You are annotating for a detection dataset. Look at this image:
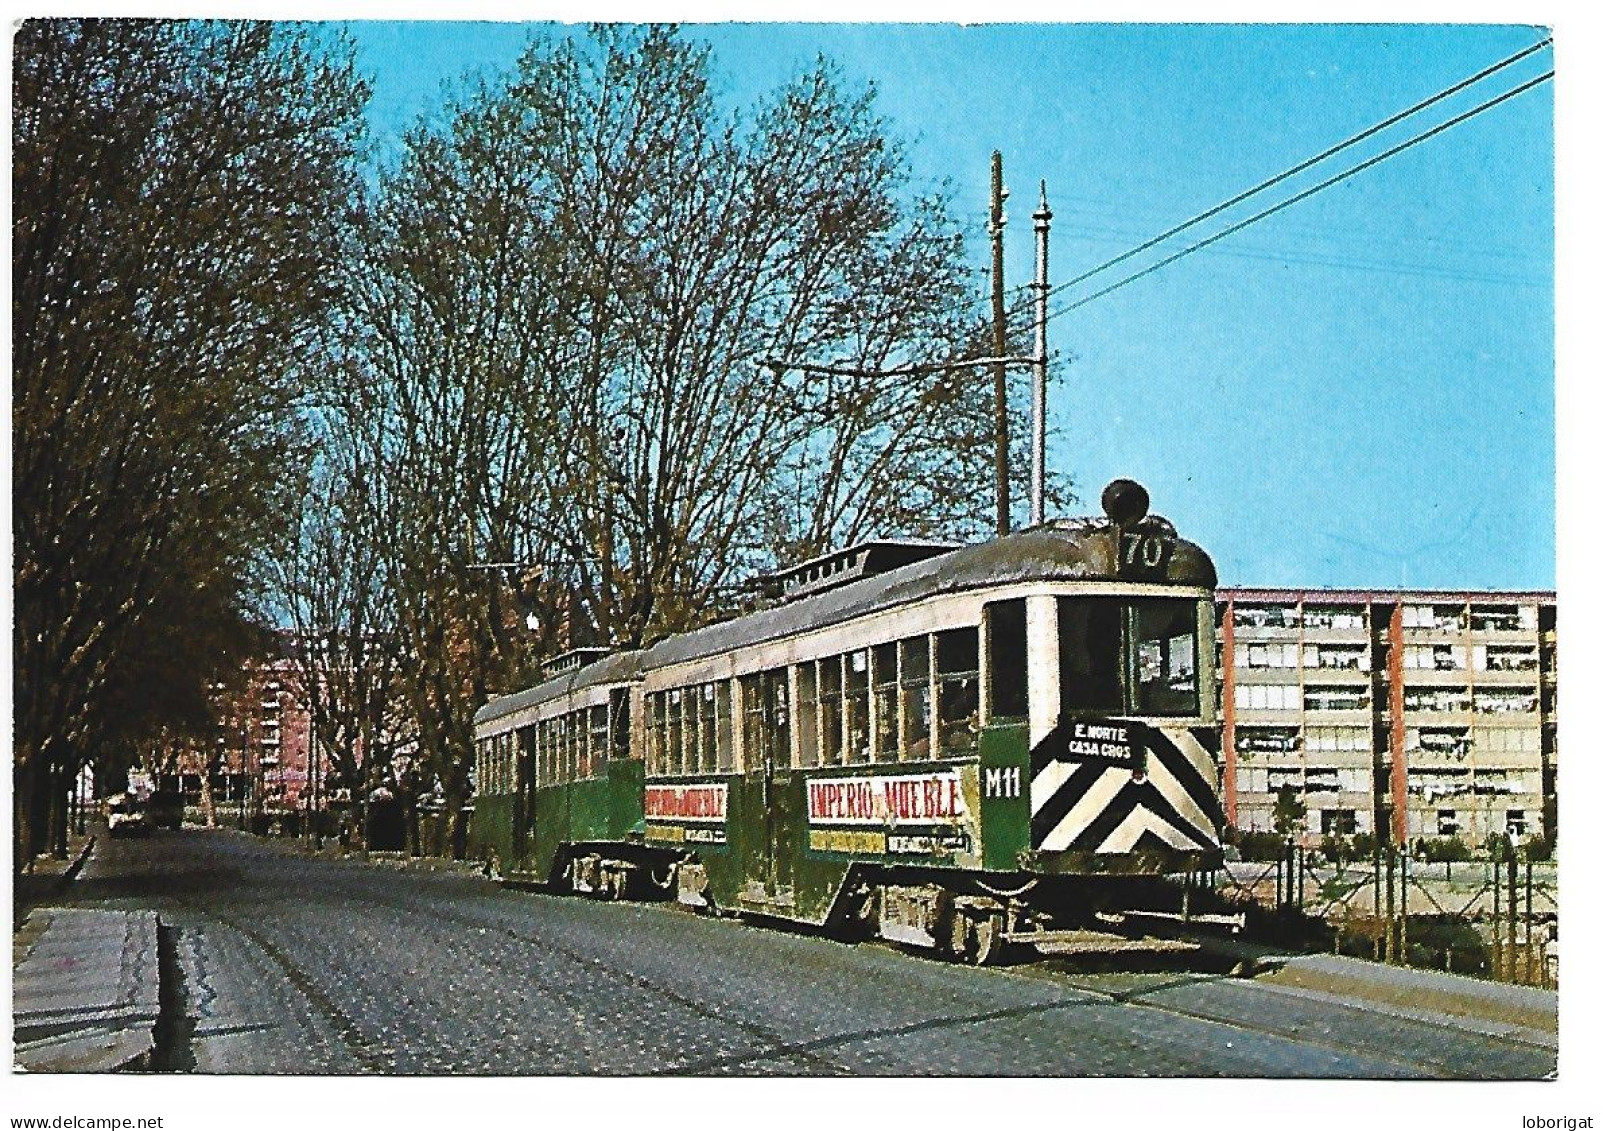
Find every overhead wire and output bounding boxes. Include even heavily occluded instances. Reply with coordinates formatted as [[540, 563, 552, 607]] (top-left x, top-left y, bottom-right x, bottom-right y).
[[1045, 69, 1553, 324], [1040, 36, 1552, 308]]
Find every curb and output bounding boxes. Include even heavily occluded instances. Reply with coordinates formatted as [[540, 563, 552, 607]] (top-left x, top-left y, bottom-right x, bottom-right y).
[[59, 835, 97, 888], [13, 908, 162, 1073]]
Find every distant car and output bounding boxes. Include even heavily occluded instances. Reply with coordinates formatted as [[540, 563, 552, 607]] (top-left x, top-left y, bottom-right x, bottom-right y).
[[106, 794, 151, 838]]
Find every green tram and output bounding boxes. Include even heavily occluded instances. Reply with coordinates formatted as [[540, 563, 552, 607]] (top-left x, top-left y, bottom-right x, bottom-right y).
[[470, 480, 1226, 963]]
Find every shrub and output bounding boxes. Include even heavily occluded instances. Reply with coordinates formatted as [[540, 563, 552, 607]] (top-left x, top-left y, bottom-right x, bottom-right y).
[[1523, 832, 1554, 861], [1420, 836, 1472, 864], [1236, 830, 1291, 862]]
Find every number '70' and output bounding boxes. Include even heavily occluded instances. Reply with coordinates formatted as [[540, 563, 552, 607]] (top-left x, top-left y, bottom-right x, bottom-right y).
[[1121, 532, 1171, 567]]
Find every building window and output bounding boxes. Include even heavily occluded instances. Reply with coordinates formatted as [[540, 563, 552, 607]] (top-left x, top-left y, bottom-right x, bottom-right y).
[[1305, 685, 1368, 713], [1233, 605, 1300, 629], [1474, 688, 1538, 714], [1305, 726, 1368, 753], [1235, 683, 1298, 712], [1235, 726, 1300, 754], [1506, 810, 1527, 837], [1305, 644, 1368, 670], [1469, 606, 1527, 633], [1245, 642, 1300, 669], [1437, 809, 1459, 836], [1481, 645, 1538, 671], [1404, 644, 1468, 671], [1321, 808, 1357, 836], [1404, 686, 1471, 712], [1403, 604, 1467, 632], [1412, 727, 1471, 757], [1303, 606, 1366, 630]]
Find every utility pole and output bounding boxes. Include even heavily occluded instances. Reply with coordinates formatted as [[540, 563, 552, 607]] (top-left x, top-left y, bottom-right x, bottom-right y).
[[989, 152, 1010, 537], [1031, 182, 1053, 526]]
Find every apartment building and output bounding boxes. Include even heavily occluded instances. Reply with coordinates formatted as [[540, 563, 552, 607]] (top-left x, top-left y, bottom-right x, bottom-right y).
[[170, 653, 319, 817], [1219, 589, 1556, 846]]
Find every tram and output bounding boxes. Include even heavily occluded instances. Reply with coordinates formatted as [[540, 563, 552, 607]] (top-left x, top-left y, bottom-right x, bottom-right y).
[[471, 480, 1225, 963]]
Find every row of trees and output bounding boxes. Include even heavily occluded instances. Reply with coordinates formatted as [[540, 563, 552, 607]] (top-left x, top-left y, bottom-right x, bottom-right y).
[[13, 20, 369, 863], [16, 21, 1067, 864]]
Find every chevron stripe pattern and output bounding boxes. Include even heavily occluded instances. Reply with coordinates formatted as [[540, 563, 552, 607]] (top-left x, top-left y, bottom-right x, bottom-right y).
[[1030, 720, 1224, 853]]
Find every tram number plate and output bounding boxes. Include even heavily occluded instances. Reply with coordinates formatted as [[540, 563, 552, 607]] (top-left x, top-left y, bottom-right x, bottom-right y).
[[983, 766, 1023, 799], [1119, 529, 1175, 577]]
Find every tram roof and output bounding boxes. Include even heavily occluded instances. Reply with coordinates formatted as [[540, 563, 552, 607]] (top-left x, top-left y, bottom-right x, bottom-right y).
[[473, 648, 644, 728], [475, 516, 1215, 730], [642, 517, 1215, 671]]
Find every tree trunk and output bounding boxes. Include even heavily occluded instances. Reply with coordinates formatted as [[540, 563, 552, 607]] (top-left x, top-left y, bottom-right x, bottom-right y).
[[15, 754, 37, 873]]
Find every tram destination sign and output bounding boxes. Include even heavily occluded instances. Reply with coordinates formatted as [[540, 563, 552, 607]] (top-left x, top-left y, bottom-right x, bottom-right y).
[[1060, 718, 1150, 775]]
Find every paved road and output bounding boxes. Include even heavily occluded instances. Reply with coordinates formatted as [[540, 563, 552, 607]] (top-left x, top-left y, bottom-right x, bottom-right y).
[[54, 828, 1555, 1077]]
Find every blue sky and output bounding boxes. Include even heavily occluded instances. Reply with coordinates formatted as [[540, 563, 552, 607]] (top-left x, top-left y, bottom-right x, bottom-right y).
[[348, 22, 1554, 591]]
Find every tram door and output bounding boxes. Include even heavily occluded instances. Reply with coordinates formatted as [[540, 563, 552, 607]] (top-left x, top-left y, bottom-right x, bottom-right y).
[[514, 727, 535, 866], [750, 669, 796, 900]]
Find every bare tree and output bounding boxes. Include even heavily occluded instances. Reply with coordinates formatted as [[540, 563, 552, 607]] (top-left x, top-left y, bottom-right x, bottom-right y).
[[329, 25, 1072, 855], [12, 19, 367, 864]]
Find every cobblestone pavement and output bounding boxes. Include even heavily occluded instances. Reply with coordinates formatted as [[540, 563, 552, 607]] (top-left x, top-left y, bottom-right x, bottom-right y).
[[53, 828, 1556, 1077]]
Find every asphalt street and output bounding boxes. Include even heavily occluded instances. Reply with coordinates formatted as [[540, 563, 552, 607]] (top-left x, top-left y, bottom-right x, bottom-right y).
[[50, 827, 1556, 1077]]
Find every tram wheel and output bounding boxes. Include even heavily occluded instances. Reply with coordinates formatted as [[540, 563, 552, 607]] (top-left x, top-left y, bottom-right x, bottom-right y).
[[964, 913, 1006, 967]]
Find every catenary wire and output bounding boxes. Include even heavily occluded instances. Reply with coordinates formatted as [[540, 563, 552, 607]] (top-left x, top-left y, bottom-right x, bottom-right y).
[[1038, 35, 1552, 307], [1045, 70, 1553, 324]]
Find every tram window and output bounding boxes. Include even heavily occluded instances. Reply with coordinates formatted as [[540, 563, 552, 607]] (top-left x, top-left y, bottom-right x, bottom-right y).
[[701, 685, 719, 771], [872, 642, 899, 761], [899, 637, 933, 762], [819, 658, 844, 765], [589, 705, 608, 775], [611, 689, 631, 759], [740, 675, 764, 769], [569, 713, 583, 781], [714, 682, 734, 771], [1059, 598, 1123, 713], [936, 628, 980, 757], [682, 689, 701, 774], [796, 664, 819, 767], [696, 685, 716, 772], [668, 689, 686, 775], [750, 668, 787, 768], [1134, 598, 1200, 716], [986, 600, 1030, 721], [844, 650, 870, 763], [648, 695, 666, 775]]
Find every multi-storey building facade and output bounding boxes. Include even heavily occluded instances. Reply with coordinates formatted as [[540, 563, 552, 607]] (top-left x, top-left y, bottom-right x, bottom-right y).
[[171, 652, 321, 818], [1219, 589, 1556, 846]]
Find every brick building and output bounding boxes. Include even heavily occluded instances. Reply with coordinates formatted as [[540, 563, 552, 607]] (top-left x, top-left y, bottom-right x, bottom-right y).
[[1218, 589, 1556, 846], [170, 651, 322, 820]]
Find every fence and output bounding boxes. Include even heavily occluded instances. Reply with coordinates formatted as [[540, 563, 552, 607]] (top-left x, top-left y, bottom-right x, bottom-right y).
[[1218, 842, 1556, 987]]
